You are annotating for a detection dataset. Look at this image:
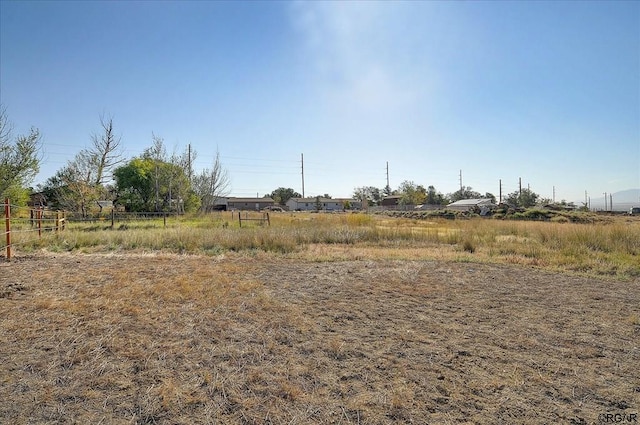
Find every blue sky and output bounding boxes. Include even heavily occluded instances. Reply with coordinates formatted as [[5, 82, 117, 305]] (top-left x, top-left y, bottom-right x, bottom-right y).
[[1, 0, 638, 204]]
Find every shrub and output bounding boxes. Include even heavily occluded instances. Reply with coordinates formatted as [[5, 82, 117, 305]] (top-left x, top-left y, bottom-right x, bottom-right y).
[[462, 239, 476, 253]]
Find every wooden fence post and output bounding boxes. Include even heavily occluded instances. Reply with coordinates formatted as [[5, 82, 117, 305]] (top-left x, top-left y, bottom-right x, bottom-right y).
[[111, 208, 115, 229], [4, 198, 11, 260], [37, 208, 42, 238], [55, 211, 60, 232]]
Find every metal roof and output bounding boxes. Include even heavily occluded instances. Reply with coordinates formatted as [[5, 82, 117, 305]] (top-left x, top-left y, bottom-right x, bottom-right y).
[[448, 199, 494, 207]]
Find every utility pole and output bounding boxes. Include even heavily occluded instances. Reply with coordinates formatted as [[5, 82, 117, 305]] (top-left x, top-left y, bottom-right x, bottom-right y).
[[610, 194, 613, 212], [301, 153, 305, 198], [499, 179, 502, 203], [585, 190, 588, 208], [553, 186, 556, 203], [459, 170, 463, 191], [603, 192, 607, 211], [386, 161, 390, 190], [519, 177, 522, 198]]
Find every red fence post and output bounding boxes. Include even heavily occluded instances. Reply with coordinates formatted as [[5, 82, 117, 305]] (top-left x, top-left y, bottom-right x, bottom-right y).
[[4, 198, 10, 260]]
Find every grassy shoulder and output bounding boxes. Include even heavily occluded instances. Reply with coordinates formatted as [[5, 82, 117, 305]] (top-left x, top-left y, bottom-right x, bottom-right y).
[[8, 211, 640, 281]]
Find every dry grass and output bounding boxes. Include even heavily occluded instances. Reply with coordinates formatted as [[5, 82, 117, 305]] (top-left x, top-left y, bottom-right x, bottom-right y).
[[8, 212, 640, 280], [1, 251, 639, 424], [2, 213, 639, 423]]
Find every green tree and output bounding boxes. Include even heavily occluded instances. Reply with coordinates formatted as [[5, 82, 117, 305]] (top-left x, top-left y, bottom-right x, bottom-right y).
[[449, 186, 482, 202], [426, 185, 447, 205], [484, 192, 497, 204], [269, 187, 301, 206], [0, 106, 41, 203], [397, 180, 426, 206], [113, 158, 156, 211], [353, 186, 382, 206], [114, 156, 198, 213], [40, 116, 123, 216], [505, 188, 539, 208], [42, 150, 104, 216], [135, 135, 199, 213]]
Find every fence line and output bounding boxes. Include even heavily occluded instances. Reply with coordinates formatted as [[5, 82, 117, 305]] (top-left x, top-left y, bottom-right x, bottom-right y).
[[2, 198, 66, 261], [236, 211, 270, 227]]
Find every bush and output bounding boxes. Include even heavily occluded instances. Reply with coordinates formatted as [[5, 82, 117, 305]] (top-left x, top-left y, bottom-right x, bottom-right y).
[[462, 239, 476, 253]]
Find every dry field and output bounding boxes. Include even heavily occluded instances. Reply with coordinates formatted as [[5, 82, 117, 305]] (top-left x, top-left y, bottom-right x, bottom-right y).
[[1, 247, 638, 424]]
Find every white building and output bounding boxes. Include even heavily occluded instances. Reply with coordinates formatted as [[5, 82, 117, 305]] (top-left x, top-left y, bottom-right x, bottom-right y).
[[286, 197, 360, 211]]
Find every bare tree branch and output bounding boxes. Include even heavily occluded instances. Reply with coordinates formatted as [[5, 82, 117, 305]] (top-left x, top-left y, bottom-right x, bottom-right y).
[[90, 115, 123, 186], [193, 148, 230, 212]]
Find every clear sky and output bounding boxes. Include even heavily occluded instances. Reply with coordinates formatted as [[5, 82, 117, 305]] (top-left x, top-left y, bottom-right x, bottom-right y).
[[1, 0, 639, 203]]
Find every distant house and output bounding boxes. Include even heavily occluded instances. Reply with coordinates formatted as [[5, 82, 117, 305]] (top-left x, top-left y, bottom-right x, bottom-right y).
[[335, 198, 363, 210], [286, 197, 357, 211], [380, 195, 402, 208], [217, 197, 275, 211], [28, 192, 47, 208], [447, 198, 495, 212]]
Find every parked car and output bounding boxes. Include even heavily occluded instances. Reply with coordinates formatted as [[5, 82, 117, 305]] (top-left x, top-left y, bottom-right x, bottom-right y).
[[263, 206, 285, 212]]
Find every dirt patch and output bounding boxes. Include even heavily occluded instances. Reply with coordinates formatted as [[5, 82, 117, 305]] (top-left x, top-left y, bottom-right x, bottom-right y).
[[1, 253, 638, 424]]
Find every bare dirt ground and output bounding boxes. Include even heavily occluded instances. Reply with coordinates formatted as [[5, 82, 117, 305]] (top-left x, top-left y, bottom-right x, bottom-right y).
[[1, 252, 638, 424]]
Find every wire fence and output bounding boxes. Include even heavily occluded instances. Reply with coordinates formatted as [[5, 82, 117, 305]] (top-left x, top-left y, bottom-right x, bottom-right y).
[[1, 201, 274, 260], [65, 210, 173, 228], [2, 198, 66, 261]]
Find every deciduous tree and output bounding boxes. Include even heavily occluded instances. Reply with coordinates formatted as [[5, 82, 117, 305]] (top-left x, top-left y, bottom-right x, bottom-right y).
[[91, 115, 123, 186], [192, 148, 230, 212], [40, 115, 123, 215], [449, 186, 482, 202], [269, 187, 301, 206], [426, 185, 447, 205], [0, 106, 41, 203], [353, 186, 382, 206], [397, 180, 426, 206], [505, 188, 539, 208]]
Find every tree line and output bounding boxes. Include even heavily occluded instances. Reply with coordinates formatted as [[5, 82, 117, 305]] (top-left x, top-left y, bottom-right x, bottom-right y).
[[1, 109, 231, 215], [352, 181, 544, 208], [2, 107, 557, 215]]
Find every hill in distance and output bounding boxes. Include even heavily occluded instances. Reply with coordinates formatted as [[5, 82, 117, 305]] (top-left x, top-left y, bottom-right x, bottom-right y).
[[585, 188, 640, 211]]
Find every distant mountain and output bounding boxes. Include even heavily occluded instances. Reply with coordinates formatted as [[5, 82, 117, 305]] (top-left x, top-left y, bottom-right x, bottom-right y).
[[586, 189, 640, 212]]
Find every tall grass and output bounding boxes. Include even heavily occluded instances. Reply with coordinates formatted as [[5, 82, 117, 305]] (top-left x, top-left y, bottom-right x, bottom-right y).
[[10, 212, 640, 280]]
